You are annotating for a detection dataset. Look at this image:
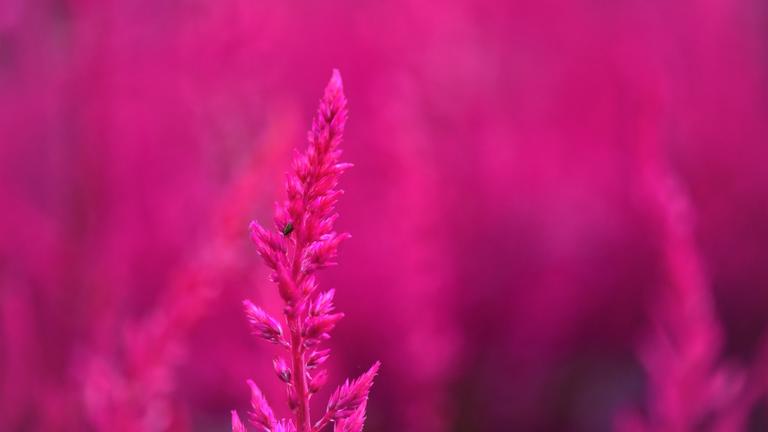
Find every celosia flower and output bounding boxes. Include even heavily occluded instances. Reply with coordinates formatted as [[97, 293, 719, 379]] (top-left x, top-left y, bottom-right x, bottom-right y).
[[231, 70, 379, 432]]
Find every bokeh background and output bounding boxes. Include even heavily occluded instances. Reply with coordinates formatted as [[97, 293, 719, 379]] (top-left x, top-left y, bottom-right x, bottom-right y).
[[1, 0, 768, 431]]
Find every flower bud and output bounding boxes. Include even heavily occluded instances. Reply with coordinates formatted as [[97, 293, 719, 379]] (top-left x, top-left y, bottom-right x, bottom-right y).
[[273, 357, 291, 383], [307, 349, 331, 369], [309, 369, 329, 394], [303, 313, 344, 340], [276, 262, 298, 304], [243, 300, 285, 346], [287, 386, 298, 411]]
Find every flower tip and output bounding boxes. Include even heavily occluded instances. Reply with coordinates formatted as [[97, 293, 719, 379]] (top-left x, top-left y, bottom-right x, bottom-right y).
[[231, 410, 246, 432], [249, 221, 265, 239], [246, 378, 258, 390], [329, 68, 343, 91]]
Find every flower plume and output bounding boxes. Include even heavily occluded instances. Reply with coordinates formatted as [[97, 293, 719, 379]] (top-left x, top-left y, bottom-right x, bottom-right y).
[[231, 70, 379, 432]]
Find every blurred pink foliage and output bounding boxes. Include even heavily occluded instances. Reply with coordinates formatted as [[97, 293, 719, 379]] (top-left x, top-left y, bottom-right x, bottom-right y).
[[614, 119, 764, 432], [2, 0, 768, 431]]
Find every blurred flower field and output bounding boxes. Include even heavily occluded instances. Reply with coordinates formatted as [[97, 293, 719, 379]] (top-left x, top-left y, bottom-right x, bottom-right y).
[[1, 1, 768, 431]]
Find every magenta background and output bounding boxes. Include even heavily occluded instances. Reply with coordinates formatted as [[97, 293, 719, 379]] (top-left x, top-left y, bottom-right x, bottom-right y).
[[2, 0, 768, 431]]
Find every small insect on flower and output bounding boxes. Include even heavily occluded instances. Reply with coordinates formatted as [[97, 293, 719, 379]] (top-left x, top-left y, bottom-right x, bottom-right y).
[[282, 222, 294, 236]]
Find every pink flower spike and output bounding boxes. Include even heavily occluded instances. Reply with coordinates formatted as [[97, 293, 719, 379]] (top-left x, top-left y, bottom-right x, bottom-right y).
[[247, 379, 277, 431], [230, 70, 379, 432], [232, 410, 247, 432]]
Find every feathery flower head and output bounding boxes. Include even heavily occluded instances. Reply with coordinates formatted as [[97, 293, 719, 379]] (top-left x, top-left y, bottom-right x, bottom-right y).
[[232, 70, 378, 432]]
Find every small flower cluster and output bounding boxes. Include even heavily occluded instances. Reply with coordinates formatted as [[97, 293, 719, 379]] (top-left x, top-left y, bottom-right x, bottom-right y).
[[231, 70, 379, 432]]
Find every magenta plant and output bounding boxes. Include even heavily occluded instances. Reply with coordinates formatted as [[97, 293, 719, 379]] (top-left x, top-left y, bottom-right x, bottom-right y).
[[81, 125, 294, 432], [231, 70, 379, 432], [616, 149, 749, 432]]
